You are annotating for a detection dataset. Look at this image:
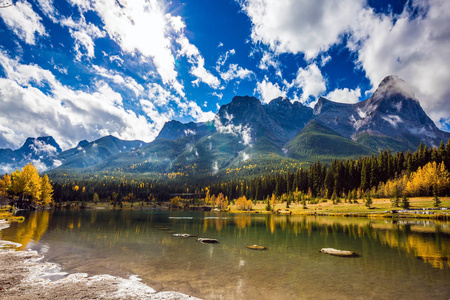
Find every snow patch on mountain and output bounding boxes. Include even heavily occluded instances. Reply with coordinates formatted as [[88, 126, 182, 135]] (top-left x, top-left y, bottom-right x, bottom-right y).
[[382, 115, 403, 128]]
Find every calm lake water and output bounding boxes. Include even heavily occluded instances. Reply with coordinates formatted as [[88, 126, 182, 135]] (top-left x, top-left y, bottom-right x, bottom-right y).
[[1, 209, 450, 299]]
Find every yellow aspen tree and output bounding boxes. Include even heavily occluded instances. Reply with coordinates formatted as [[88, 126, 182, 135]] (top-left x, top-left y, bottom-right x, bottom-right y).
[[39, 175, 53, 206]]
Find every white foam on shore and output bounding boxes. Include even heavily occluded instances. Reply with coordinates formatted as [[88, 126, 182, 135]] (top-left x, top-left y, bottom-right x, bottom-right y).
[[0, 219, 201, 299]]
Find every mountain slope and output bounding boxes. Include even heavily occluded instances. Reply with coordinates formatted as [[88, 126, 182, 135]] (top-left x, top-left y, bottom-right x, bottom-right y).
[[286, 121, 374, 161]]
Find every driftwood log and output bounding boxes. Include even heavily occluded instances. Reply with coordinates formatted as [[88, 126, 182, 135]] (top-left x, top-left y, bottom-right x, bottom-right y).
[[320, 248, 359, 257]]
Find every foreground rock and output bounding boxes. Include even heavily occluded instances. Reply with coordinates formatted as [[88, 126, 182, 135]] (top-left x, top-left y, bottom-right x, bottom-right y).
[[246, 245, 267, 250], [197, 238, 219, 244], [0, 221, 199, 300], [320, 248, 359, 257]]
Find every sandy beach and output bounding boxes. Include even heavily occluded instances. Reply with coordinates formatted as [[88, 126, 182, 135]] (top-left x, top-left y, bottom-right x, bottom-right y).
[[0, 220, 199, 300]]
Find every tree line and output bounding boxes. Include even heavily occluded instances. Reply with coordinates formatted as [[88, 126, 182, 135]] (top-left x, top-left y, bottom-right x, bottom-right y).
[[39, 139, 450, 206]]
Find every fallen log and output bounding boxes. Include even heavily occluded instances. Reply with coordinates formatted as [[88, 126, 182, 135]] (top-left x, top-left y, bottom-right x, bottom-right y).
[[320, 248, 359, 257]]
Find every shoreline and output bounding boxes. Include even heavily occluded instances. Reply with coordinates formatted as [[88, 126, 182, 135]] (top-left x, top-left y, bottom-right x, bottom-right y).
[[0, 220, 199, 300]]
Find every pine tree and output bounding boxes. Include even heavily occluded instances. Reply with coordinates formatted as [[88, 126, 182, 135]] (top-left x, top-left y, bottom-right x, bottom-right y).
[[401, 194, 410, 209], [390, 186, 400, 207], [365, 193, 372, 209], [433, 183, 441, 207]]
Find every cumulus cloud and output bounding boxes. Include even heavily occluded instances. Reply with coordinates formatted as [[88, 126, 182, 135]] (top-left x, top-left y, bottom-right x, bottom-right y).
[[255, 78, 286, 104], [239, 0, 363, 59], [325, 87, 361, 104], [0, 0, 47, 44], [0, 51, 156, 150], [293, 64, 326, 103]]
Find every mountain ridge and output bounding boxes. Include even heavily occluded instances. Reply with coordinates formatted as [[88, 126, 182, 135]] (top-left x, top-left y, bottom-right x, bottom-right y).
[[1, 76, 449, 176]]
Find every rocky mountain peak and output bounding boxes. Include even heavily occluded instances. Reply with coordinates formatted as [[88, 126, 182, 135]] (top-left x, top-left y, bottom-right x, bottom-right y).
[[372, 75, 417, 103], [20, 136, 62, 156]]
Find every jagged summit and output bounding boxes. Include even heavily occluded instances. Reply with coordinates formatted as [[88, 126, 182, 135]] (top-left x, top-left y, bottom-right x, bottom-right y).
[[373, 75, 416, 102]]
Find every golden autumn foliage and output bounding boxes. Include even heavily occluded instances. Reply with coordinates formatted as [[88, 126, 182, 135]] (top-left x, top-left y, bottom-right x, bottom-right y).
[[216, 193, 228, 211], [379, 161, 449, 198], [0, 163, 54, 207], [235, 195, 253, 210]]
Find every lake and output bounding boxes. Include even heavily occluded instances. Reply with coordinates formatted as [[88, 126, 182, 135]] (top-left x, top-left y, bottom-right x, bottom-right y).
[[1, 209, 449, 299]]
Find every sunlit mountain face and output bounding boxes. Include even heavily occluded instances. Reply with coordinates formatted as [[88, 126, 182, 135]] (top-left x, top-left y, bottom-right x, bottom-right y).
[[0, 0, 449, 157]]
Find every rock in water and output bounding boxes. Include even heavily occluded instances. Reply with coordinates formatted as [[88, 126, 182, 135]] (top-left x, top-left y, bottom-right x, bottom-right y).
[[320, 248, 359, 257], [198, 238, 219, 244], [173, 233, 198, 238], [246, 245, 267, 250]]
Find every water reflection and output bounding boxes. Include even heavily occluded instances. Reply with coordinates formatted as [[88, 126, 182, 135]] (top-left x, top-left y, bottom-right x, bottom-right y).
[[2, 210, 450, 272], [0, 210, 51, 250]]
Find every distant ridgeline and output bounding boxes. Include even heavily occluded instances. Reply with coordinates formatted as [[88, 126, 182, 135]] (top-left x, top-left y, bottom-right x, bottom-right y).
[[50, 134, 450, 204], [1, 76, 449, 180]]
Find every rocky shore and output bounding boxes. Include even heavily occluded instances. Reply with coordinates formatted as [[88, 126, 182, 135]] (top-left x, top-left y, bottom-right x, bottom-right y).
[[0, 220, 199, 300]]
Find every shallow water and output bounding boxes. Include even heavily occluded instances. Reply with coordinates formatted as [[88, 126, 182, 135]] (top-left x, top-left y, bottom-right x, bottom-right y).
[[1, 210, 450, 299]]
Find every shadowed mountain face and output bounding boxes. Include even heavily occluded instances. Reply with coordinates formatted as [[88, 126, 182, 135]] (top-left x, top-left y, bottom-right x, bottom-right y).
[[2, 76, 449, 176]]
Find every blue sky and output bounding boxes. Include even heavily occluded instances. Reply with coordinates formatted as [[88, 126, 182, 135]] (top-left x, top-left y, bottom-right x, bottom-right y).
[[0, 0, 449, 150]]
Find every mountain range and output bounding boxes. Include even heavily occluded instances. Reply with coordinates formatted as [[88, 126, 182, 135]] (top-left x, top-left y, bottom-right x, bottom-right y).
[[1, 76, 449, 177]]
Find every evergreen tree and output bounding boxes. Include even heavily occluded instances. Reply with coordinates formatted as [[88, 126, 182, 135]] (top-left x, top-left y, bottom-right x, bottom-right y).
[[401, 194, 410, 209], [365, 193, 373, 209], [433, 183, 441, 207], [390, 186, 400, 207]]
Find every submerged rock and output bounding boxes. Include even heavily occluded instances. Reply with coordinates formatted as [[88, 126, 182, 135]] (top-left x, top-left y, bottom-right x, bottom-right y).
[[198, 238, 219, 244], [320, 248, 359, 257], [246, 245, 267, 250], [173, 233, 198, 238]]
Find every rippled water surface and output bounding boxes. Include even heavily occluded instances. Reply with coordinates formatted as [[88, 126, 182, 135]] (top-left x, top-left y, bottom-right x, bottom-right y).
[[1, 210, 450, 299]]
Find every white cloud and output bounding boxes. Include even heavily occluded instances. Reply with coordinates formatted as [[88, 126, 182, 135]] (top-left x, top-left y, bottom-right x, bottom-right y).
[[293, 64, 326, 103], [219, 64, 253, 82], [255, 78, 286, 104], [0, 51, 156, 150], [83, 0, 181, 91], [215, 49, 252, 83], [92, 65, 144, 97], [258, 51, 279, 71], [214, 116, 252, 146], [217, 49, 236, 67], [325, 87, 361, 104], [178, 36, 221, 89], [0, 0, 47, 45], [239, 0, 363, 60], [60, 16, 105, 60]]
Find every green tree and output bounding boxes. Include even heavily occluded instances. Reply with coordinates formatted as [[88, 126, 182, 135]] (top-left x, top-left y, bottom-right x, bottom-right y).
[[433, 183, 441, 207], [401, 194, 410, 209], [365, 193, 373, 209]]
